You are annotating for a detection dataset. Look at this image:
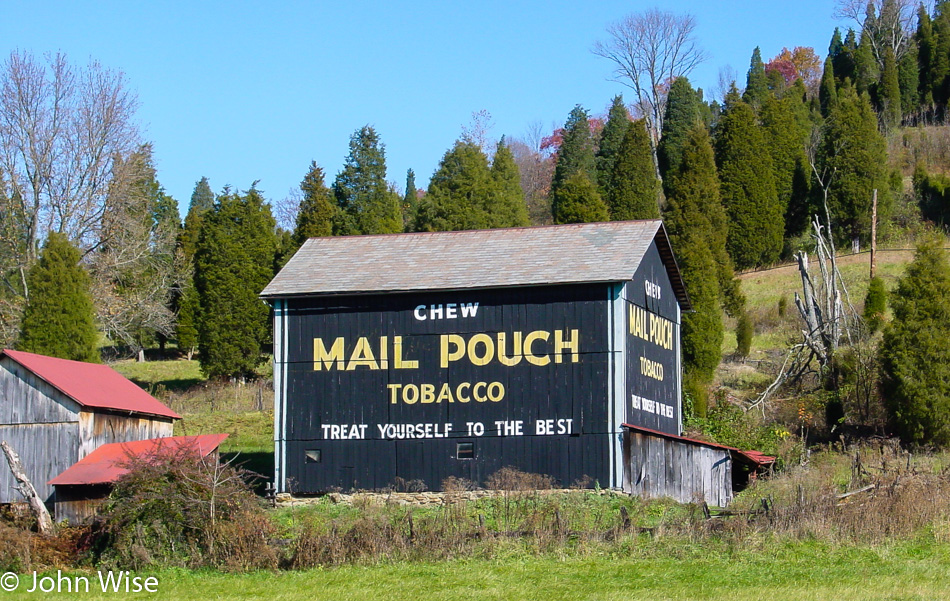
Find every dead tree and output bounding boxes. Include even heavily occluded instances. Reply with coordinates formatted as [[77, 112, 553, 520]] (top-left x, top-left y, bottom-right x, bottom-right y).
[[748, 212, 860, 412], [1, 440, 53, 534]]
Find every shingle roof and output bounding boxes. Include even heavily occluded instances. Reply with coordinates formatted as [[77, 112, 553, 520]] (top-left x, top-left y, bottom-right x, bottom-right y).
[[1, 350, 180, 420], [261, 220, 690, 309], [48, 434, 228, 486]]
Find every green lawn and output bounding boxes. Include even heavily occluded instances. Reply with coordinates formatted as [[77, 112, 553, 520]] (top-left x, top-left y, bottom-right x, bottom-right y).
[[11, 539, 950, 600]]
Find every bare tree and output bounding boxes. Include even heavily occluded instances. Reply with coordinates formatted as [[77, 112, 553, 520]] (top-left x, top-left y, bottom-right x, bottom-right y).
[[273, 187, 302, 233], [593, 9, 708, 145], [509, 121, 555, 225], [834, 0, 917, 66], [460, 109, 496, 156]]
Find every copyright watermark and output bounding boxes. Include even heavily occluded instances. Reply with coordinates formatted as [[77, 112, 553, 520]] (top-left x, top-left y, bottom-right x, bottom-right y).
[[1, 571, 158, 594]]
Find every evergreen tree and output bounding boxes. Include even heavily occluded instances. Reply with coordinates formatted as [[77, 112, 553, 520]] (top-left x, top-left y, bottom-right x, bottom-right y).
[[715, 89, 783, 269], [898, 40, 919, 118], [180, 177, 214, 263], [596, 96, 631, 197], [606, 119, 660, 220], [658, 77, 703, 179], [175, 282, 199, 360], [489, 139, 530, 228], [855, 25, 880, 95], [863, 275, 888, 333], [743, 47, 769, 108], [333, 125, 402, 235], [416, 141, 497, 231], [917, 4, 936, 111], [403, 168, 418, 231], [16, 232, 99, 362], [293, 161, 334, 247], [820, 56, 839, 117], [880, 46, 902, 129], [932, 2, 950, 110], [819, 84, 890, 246], [834, 29, 859, 86], [880, 239, 950, 445], [761, 89, 811, 240], [551, 172, 608, 224], [552, 105, 597, 192], [194, 186, 277, 378]]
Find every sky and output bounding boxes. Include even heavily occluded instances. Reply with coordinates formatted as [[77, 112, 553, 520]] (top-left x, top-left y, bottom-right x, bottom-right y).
[[3, 1, 847, 222]]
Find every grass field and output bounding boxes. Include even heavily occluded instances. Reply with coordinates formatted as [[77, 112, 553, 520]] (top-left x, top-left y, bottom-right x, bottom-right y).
[[10, 539, 950, 600]]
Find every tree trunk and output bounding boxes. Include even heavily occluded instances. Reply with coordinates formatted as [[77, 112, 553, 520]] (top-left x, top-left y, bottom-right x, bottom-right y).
[[1, 441, 54, 534]]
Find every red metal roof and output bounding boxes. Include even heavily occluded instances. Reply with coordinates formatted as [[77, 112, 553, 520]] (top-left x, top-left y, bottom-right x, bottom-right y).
[[622, 423, 776, 468], [1, 349, 180, 420], [48, 434, 228, 486]]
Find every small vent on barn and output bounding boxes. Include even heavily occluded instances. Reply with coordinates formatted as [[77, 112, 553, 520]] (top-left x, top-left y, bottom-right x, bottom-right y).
[[305, 449, 322, 463], [456, 442, 474, 460]]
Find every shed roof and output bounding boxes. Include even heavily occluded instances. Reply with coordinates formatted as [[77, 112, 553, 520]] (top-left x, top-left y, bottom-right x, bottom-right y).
[[623, 423, 776, 469], [48, 434, 228, 486], [1, 349, 180, 420], [261, 220, 691, 310]]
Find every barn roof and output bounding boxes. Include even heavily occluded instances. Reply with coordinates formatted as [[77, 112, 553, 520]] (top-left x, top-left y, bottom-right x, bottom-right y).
[[48, 434, 228, 486], [261, 220, 691, 310], [1, 350, 180, 420]]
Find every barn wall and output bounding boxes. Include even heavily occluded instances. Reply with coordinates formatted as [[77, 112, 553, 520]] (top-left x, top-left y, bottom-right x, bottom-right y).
[[277, 284, 612, 493], [0, 423, 81, 504], [622, 430, 732, 507], [52, 484, 110, 524], [0, 356, 80, 424], [625, 242, 683, 436], [78, 412, 174, 459]]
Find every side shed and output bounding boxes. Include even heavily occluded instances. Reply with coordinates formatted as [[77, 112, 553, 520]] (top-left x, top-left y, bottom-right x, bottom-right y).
[[622, 424, 775, 507], [0, 349, 180, 505]]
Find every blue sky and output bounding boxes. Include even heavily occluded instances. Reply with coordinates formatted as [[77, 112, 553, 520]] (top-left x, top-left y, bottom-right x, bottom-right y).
[[4, 1, 844, 218]]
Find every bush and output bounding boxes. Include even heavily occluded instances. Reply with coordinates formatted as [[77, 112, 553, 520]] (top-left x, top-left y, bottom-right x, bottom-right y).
[[93, 444, 276, 570], [735, 311, 754, 358], [863, 276, 888, 333]]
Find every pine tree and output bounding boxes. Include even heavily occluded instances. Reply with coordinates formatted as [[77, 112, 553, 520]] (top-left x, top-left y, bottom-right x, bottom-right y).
[[917, 4, 936, 111], [715, 89, 783, 269], [819, 84, 890, 246], [293, 161, 334, 246], [180, 177, 214, 263], [761, 88, 811, 240], [880, 239, 950, 445], [416, 141, 496, 231], [175, 282, 199, 360], [898, 40, 918, 118], [596, 96, 631, 196], [489, 138, 530, 228], [855, 25, 880, 95], [880, 46, 902, 129], [820, 56, 839, 117], [551, 172, 608, 224], [333, 125, 402, 235], [834, 29, 859, 86], [932, 2, 950, 110], [606, 119, 660, 220], [743, 47, 769, 108], [194, 186, 277, 378], [403, 168, 418, 231], [16, 232, 99, 362], [658, 77, 703, 179], [552, 105, 597, 192]]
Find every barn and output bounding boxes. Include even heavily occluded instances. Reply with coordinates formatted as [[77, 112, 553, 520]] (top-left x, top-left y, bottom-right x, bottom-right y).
[[263, 219, 718, 496], [0, 349, 180, 509]]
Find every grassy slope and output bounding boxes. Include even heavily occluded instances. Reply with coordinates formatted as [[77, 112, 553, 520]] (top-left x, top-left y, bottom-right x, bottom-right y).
[[17, 540, 950, 600]]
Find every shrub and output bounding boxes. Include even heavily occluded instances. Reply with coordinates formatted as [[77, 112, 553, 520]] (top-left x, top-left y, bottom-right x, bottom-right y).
[[735, 311, 754, 358], [863, 276, 888, 333], [93, 444, 276, 570]]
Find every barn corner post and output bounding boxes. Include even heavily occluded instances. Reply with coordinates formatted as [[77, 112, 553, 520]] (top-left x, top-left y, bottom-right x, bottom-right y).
[[272, 298, 288, 493]]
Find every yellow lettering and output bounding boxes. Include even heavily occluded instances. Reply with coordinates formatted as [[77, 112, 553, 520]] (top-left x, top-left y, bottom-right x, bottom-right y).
[[497, 331, 523, 366], [473, 381, 488, 402], [487, 381, 505, 402], [437, 382, 454, 403], [403, 384, 419, 404], [387, 384, 401, 404], [393, 336, 418, 369], [421, 383, 435, 403], [524, 330, 551, 366], [313, 337, 344, 370], [346, 337, 379, 370], [554, 329, 579, 363], [467, 333, 495, 366], [379, 336, 389, 369], [456, 382, 471, 402], [440, 334, 465, 368]]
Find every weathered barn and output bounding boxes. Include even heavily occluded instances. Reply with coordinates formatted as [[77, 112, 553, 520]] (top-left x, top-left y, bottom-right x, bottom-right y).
[[0, 349, 180, 507], [48, 434, 228, 523], [263, 220, 702, 495]]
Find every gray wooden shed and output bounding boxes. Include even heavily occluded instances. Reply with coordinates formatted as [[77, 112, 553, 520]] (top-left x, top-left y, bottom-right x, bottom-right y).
[[0, 349, 179, 508]]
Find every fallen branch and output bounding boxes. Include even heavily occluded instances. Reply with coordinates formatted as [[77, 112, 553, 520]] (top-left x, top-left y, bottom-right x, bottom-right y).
[[837, 484, 876, 500], [1, 440, 54, 534]]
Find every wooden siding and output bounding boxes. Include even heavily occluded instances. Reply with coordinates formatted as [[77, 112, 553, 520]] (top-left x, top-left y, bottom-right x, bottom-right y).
[[52, 484, 110, 524], [0, 356, 81, 425], [77, 412, 173, 459], [622, 430, 732, 507], [0, 422, 80, 504]]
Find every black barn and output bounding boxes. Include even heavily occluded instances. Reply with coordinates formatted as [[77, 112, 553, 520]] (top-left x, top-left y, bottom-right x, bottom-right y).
[[262, 220, 690, 494]]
